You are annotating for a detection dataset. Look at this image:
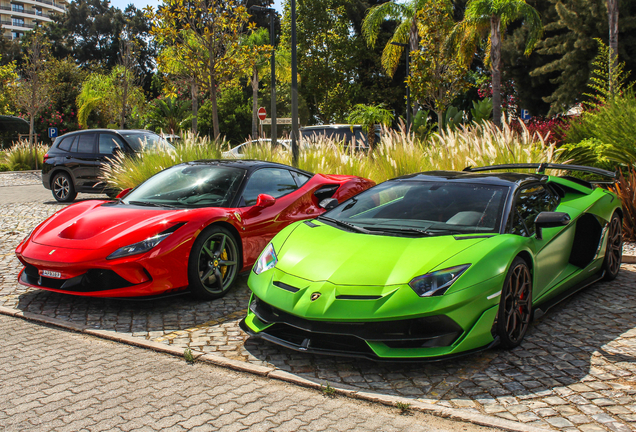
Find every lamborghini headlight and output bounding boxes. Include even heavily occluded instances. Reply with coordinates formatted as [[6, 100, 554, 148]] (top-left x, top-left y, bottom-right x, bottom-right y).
[[107, 233, 172, 260], [409, 264, 471, 297], [253, 243, 277, 275]]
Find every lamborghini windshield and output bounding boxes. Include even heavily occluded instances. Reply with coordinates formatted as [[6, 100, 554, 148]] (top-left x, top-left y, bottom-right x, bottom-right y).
[[321, 180, 509, 236], [122, 164, 245, 208]]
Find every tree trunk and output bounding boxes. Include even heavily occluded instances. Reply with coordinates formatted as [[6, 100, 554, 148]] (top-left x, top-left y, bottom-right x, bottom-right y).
[[608, 0, 619, 97], [30, 113, 37, 169], [367, 123, 376, 151], [252, 66, 259, 139], [490, 15, 502, 128], [436, 110, 443, 130], [120, 74, 128, 129], [191, 81, 198, 134], [409, 19, 420, 116]]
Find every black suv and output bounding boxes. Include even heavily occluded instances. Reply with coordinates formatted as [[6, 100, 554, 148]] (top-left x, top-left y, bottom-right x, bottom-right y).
[[43, 129, 174, 202]]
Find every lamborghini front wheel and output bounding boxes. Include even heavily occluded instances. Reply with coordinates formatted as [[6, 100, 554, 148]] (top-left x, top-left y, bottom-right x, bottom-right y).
[[497, 257, 532, 349]]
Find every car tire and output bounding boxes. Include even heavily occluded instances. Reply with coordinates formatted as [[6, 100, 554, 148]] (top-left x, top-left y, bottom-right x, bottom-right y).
[[602, 212, 622, 281], [187, 225, 241, 300], [496, 257, 532, 349], [51, 172, 77, 203]]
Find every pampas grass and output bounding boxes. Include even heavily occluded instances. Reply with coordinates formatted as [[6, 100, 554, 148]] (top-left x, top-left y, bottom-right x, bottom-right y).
[[102, 118, 557, 191], [5, 140, 48, 171]]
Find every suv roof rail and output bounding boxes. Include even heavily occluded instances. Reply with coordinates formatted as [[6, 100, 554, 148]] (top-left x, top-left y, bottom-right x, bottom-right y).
[[463, 163, 616, 181]]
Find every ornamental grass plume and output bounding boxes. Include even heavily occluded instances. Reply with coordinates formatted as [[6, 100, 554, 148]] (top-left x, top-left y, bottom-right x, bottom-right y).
[[100, 131, 223, 191], [5, 140, 48, 171]]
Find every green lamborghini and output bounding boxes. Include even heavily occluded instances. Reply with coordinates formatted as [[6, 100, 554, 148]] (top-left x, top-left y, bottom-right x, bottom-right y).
[[240, 164, 623, 360]]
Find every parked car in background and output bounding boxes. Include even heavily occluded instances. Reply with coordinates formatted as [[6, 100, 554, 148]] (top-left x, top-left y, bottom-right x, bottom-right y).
[[42, 129, 175, 203], [300, 124, 374, 151], [0, 115, 30, 149], [222, 139, 291, 159]]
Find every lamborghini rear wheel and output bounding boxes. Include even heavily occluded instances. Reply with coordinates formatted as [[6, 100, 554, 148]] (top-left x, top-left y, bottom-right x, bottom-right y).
[[497, 257, 532, 349], [188, 225, 240, 300], [602, 213, 622, 281]]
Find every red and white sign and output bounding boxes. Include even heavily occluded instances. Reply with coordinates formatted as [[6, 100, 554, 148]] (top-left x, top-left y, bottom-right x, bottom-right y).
[[258, 107, 267, 121]]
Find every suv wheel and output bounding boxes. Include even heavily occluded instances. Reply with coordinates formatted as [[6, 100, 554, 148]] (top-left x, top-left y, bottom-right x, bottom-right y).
[[52, 172, 77, 202]]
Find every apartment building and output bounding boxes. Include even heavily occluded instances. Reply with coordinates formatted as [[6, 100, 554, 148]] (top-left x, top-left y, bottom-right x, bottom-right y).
[[1, 0, 68, 40]]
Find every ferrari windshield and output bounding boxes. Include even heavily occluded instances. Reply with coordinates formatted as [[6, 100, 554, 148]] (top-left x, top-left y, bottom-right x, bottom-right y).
[[322, 180, 509, 236], [122, 164, 245, 208]]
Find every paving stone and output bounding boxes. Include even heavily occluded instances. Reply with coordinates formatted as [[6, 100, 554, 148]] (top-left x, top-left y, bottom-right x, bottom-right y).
[[1, 187, 636, 432]]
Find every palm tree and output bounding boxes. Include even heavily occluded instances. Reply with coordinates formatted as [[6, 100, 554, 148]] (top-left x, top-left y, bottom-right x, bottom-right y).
[[347, 104, 394, 150], [362, 0, 429, 77], [448, 0, 542, 126], [145, 98, 191, 134]]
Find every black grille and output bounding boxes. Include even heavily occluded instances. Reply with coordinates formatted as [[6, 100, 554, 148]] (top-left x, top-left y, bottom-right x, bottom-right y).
[[251, 296, 463, 350], [21, 265, 138, 292]]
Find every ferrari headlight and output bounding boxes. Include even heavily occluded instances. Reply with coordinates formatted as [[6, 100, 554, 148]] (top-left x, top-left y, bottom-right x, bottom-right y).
[[107, 233, 172, 260], [253, 243, 277, 275], [409, 264, 471, 297]]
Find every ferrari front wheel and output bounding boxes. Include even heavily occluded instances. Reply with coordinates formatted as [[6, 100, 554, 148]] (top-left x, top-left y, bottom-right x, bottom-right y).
[[602, 213, 622, 281], [497, 257, 532, 349], [188, 226, 240, 300]]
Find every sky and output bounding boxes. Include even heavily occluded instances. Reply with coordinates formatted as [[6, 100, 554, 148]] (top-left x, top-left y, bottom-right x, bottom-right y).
[[110, 0, 284, 12]]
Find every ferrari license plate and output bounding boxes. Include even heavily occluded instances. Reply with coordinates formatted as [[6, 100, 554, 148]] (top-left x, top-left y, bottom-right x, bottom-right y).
[[41, 270, 62, 279]]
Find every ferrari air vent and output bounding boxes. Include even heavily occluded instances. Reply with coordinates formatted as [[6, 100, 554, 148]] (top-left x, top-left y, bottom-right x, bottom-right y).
[[314, 185, 340, 201]]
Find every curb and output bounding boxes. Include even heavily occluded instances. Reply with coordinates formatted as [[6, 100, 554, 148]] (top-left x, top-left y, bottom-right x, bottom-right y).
[[0, 305, 551, 432], [622, 255, 636, 264]]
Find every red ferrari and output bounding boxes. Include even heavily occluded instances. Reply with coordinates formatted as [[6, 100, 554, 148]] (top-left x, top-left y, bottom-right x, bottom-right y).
[[15, 160, 374, 299]]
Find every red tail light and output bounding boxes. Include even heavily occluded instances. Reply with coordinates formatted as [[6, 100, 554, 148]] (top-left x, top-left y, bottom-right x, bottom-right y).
[[43, 153, 49, 162]]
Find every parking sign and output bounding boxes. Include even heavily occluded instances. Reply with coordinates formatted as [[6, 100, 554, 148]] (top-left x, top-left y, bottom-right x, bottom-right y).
[[48, 127, 58, 138]]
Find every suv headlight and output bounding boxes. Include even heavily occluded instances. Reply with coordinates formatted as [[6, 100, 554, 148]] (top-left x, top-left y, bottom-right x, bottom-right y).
[[107, 233, 172, 260], [253, 243, 277, 275], [409, 264, 471, 297]]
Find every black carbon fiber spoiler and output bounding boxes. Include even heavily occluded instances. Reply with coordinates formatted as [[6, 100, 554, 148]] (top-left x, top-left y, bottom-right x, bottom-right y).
[[463, 163, 616, 183]]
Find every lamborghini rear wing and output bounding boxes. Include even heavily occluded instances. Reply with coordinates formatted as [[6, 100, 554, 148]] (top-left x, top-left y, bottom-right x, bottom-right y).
[[463, 163, 616, 182]]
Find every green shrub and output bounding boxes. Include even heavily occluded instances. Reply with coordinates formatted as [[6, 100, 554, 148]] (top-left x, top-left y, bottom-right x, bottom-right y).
[[5, 140, 48, 171], [0, 163, 9, 172], [565, 90, 636, 166], [101, 131, 223, 190], [559, 138, 614, 170]]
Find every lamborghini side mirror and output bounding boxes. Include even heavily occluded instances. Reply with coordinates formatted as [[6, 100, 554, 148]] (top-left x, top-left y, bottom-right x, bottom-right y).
[[535, 211, 570, 240]]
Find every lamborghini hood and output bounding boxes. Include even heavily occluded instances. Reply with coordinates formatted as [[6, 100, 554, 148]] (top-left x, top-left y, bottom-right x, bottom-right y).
[[276, 221, 490, 286], [31, 201, 186, 250]]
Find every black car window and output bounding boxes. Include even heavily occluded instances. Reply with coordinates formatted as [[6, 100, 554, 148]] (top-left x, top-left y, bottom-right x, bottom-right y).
[[292, 171, 312, 186], [242, 168, 298, 206], [56, 136, 74, 152], [511, 185, 557, 237], [99, 134, 126, 154], [76, 133, 96, 153]]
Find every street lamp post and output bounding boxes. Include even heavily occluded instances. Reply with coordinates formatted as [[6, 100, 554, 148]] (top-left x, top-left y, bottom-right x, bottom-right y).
[[391, 41, 410, 132], [250, 6, 277, 150], [291, 0, 299, 167]]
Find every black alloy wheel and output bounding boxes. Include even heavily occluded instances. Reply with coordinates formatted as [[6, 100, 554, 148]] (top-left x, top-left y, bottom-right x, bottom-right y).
[[497, 257, 532, 349], [188, 225, 240, 300], [52, 172, 77, 203], [603, 213, 622, 281]]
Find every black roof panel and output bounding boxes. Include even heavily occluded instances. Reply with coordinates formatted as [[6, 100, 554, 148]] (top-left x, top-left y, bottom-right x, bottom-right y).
[[392, 170, 543, 186]]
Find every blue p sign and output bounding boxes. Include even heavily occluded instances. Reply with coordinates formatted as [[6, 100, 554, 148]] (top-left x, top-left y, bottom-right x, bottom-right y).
[[520, 109, 531, 120], [48, 127, 58, 138]]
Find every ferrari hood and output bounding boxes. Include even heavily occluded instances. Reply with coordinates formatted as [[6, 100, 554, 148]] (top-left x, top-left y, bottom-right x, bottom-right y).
[[32, 201, 186, 250], [276, 221, 489, 286]]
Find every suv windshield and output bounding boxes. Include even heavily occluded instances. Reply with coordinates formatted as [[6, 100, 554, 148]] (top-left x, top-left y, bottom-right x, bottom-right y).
[[120, 131, 175, 152], [322, 180, 509, 236], [122, 164, 245, 208]]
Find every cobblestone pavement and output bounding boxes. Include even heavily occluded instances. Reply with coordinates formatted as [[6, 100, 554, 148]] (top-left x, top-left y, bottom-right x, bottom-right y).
[[1, 200, 636, 432], [0, 171, 42, 187], [0, 315, 496, 432]]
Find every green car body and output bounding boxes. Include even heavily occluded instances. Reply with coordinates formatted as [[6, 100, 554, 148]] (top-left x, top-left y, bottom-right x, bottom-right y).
[[240, 165, 623, 360]]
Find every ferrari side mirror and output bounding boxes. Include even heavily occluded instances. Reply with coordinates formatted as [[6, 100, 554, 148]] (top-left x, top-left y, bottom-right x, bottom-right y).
[[255, 194, 276, 208], [534, 211, 570, 240], [116, 187, 133, 199], [319, 198, 338, 210]]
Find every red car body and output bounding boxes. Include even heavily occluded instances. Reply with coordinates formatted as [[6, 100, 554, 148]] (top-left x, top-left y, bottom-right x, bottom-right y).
[[16, 160, 374, 298]]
